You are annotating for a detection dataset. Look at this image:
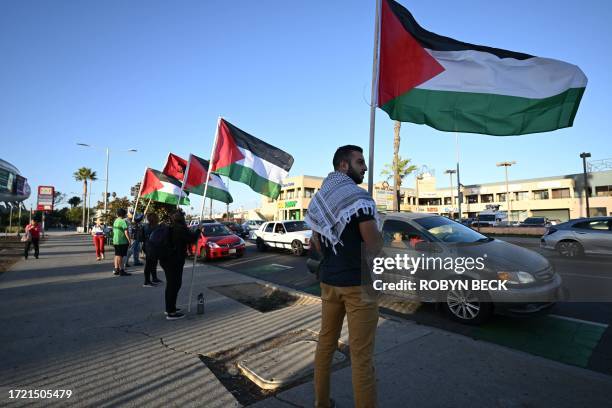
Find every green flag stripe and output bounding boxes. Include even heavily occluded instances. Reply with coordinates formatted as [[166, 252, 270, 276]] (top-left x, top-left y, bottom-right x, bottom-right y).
[[188, 184, 233, 204], [381, 87, 585, 136], [142, 191, 190, 206], [215, 163, 282, 199]]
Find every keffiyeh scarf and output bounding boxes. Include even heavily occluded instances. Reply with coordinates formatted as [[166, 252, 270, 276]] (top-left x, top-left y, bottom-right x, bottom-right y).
[[305, 171, 380, 253]]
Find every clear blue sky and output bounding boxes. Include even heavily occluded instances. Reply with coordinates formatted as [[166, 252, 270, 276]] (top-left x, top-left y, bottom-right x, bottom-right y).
[[2, 0, 610, 213]]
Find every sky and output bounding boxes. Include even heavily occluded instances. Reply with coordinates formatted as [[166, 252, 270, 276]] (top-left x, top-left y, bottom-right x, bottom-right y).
[[2, 0, 611, 214]]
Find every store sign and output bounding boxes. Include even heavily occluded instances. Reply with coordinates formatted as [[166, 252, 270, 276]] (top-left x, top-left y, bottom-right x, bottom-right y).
[[37, 185, 55, 211], [277, 200, 297, 209]]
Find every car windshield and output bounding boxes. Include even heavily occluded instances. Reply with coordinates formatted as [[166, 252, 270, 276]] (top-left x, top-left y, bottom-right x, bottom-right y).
[[414, 216, 490, 243], [284, 221, 309, 232], [477, 214, 495, 221], [203, 224, 232, 236]]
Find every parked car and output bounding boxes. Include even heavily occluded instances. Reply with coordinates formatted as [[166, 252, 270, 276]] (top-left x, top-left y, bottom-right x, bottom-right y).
[[379, 213, 563, 325], [191, 223, 246, 261], [519, 217, 551, 228], [255, 220, 312, 256], [243, 220, 265, 239], [540, 216, 612, 257], [471, 210, 508, 227], [222, 221, 249, 239]]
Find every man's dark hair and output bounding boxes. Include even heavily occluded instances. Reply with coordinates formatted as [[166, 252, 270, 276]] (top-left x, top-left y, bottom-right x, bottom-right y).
[[116, 208, 127, 217], [333, 145, 363, 169], [171, 210, 186, 225]]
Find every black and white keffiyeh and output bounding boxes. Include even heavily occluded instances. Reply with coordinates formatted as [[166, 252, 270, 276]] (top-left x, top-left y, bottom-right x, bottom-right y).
[[305, 171, 380, 253]]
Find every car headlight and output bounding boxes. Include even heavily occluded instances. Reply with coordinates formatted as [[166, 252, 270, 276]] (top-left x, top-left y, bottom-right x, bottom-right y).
[[497, 271, 535, 285], [207, 241, 220, 248], [238, 238, 245, 245]]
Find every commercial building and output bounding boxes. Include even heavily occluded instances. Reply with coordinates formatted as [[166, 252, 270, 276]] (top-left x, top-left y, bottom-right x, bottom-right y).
[[259, 170, 612, 222]]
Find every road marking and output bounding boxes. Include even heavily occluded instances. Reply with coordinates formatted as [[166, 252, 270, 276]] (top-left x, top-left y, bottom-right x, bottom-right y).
[[549, 314, 609, 328], [223, 254, 278, 267], [270, 264, 293, 270], [559, 272, 612, 280]]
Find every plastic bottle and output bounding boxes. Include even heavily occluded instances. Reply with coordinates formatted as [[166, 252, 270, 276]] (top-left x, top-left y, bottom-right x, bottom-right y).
[[197, 293, 205, 315]]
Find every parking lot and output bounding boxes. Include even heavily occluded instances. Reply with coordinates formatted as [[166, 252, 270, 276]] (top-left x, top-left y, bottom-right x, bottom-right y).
[[207, 236, 612, 375]]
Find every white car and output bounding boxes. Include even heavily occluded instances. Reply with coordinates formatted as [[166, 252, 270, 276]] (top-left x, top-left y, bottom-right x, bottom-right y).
[[254, 220, 312, 256], [242, 220, 265, 239]]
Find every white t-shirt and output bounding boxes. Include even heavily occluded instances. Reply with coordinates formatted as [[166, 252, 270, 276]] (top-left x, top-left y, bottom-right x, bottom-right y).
[[92, 226, 105, 236]]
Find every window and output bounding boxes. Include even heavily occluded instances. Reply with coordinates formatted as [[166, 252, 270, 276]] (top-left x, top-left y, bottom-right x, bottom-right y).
[[304, 188, 315, 198], [496, 193, 507, 202], [532, 189, 549, 200], [274, 223, 286, 234], [279, 191, 285, 200], [573, 220, 610, 231], [286, 190, 294, 199], [481, 194, 494, 203], [382, 219, 428, 249], [551, 188, 570, 199], [264, 223, 274, 233], [444, 197, 452, 205], [466, 194, 478, 204], [514, 191, 529, 201], [284, 221, 308, 232], [418, 198, 442, 206], [596, 186, 612, 197], [414, 216, 489, 243]]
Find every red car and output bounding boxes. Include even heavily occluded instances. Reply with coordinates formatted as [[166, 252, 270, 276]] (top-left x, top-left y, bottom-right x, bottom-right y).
[[192, 223, 246, 261]]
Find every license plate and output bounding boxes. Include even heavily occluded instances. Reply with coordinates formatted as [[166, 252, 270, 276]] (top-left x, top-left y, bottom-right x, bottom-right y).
[[229, 249, 236, 254]]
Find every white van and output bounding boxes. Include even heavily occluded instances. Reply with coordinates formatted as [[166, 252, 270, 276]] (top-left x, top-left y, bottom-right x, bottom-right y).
[[472, 210, 508, 227]]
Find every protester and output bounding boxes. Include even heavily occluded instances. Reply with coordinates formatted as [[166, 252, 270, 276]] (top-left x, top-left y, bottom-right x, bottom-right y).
[[91, 219, 106, 261], [142, 213, 163, 287], [125, 214, 144, 267], [112, 208, 131, 276], [23, 219, 42, 259], [157, 210, 198, 320], [305, 145, 383, 408]]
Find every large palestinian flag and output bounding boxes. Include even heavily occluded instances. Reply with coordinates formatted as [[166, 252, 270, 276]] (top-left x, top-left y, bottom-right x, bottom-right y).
[[211, 119, 294, 199], [140, 168, 190, 205], [162, 153, 233, 204], [378, 0, 587, 136]]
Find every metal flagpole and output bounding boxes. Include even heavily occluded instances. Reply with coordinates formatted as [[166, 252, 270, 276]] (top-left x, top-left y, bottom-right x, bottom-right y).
[[367, 0, 382, 196], [455, 133, 462, 221], [133, 167, 148, 214], [143, 197, 152, 216], [188, 116, 222, 312], [177, 154, 192, 209]]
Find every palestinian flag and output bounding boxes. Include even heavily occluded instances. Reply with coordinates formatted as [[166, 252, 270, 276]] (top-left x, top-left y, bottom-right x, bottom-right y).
[[140, 168, 190, 205], [162, 152, 233, 204], [211, 119, 294, 199], [378, 0, 587, 136], [184, 154, 233, 204]]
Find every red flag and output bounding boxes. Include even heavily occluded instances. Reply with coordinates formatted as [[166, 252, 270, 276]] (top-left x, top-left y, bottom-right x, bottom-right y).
[[162, 153, 188, 181]]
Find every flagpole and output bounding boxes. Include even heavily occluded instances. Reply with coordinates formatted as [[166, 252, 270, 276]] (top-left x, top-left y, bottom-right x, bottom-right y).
[[188, 116, 222, 313], [133, 167, 148, 215], [455, 133, 462, 221], [177, 154, 193, 209], [367, 0, 382, 196], [143, 197, 152, 216]]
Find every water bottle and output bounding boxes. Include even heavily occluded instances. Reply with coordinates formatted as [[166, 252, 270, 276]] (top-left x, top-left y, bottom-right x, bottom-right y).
[[197, 293, 205, 315]]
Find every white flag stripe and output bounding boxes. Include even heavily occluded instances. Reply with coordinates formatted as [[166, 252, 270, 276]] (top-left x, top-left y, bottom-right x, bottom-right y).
[[158, 180, 182, 196], [209, 173, 229, 192], [418, 49, 587, 99], [236, 146, 289, 184]]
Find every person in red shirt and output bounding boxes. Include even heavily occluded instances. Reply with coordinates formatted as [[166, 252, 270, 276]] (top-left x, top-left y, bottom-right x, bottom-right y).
[[24, 219, 42, 259]]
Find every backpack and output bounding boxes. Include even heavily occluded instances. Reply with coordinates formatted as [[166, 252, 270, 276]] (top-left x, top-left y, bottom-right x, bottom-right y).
[[147, 225, 173, 259]]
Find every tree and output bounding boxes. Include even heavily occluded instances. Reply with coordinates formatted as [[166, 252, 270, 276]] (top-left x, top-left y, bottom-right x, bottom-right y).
[[54, 191, 66, 206], [68, 196, 82, 208], [380, 155, 418, 212], [73, 167, 97, 230]]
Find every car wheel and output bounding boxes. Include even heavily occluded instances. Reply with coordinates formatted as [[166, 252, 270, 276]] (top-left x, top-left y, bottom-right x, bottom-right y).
[[556, 240, 583, 258], [291, 240, 304, 256], [256, 238, 267, 252], [444, 282, 492, 325]]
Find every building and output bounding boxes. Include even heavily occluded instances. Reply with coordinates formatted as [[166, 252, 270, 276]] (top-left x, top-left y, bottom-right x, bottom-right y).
[[259, 170, 612, 222], [0, 158, 30, 205]]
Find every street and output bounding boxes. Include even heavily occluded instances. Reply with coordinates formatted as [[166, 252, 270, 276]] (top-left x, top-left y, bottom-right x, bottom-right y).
[[214, 237, 612, 375]]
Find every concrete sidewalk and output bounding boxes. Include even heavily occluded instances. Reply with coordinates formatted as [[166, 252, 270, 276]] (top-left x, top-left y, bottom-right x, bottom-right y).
[[0, 234, 611, 407]]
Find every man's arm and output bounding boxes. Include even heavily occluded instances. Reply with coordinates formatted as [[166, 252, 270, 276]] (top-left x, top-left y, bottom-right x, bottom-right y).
[[359, 220, 383, 258], [311, 231, 322, 254]]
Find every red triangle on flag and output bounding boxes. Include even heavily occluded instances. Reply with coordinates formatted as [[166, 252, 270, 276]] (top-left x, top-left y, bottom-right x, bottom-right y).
[[211, 119, 245, 171]]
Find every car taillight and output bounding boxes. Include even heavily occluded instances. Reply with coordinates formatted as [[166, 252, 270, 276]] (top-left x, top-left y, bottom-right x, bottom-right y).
[[545, 227, 557, 235]]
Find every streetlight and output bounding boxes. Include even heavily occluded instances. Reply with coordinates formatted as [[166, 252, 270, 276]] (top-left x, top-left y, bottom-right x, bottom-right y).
[[580, 152, 591, 217], [444, 169, 456, 219], [76, 143, 137, 215], [496, 161, 516, 225]]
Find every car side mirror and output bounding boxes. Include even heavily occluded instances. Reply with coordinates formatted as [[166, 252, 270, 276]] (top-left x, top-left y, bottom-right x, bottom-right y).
[[414, 241, 441, 253]]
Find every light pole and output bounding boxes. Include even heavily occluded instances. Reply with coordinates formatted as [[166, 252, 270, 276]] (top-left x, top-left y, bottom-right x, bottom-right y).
[[444, 169, 456, 219], [76, 143, 137, 215], [496, 161, 516, 225], [580, 152, 591, 217]]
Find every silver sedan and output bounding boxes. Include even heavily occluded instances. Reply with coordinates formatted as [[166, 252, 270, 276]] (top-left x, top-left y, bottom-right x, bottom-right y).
[[540, 217, 612, 257]]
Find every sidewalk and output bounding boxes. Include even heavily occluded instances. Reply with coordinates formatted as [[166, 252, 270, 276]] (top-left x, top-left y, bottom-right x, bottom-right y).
[[0, 234, 611, 407]]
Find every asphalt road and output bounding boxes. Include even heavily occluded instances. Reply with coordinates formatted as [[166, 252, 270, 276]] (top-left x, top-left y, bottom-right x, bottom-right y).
[[207, 237, 612, 375]]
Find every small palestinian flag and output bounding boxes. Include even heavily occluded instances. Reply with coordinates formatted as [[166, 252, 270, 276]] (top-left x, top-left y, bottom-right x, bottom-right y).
[[211, 119, 294, 199], [162, 153, 233, 204], [378, 0, 587, 136], [140, 168, 190, 206], [185, 154, 233, 204]]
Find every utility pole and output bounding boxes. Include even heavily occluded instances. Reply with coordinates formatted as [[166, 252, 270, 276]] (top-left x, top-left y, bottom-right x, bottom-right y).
[[496, 161, 516, 224], [580, 152, 591, 217], [445, 169, 456, 219]]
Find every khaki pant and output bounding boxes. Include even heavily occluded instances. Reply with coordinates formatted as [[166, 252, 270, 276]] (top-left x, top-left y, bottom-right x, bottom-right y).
[[314, 283, 379, 408]]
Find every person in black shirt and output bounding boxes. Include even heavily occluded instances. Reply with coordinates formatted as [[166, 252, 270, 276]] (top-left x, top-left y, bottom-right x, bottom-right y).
[[306, 145, 383, 408]]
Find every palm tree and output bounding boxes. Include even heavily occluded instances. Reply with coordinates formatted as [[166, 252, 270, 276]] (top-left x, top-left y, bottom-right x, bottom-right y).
[[381, 155, 418, 212], [68, 196, 82, 208], [73, 167, 97, 230]]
